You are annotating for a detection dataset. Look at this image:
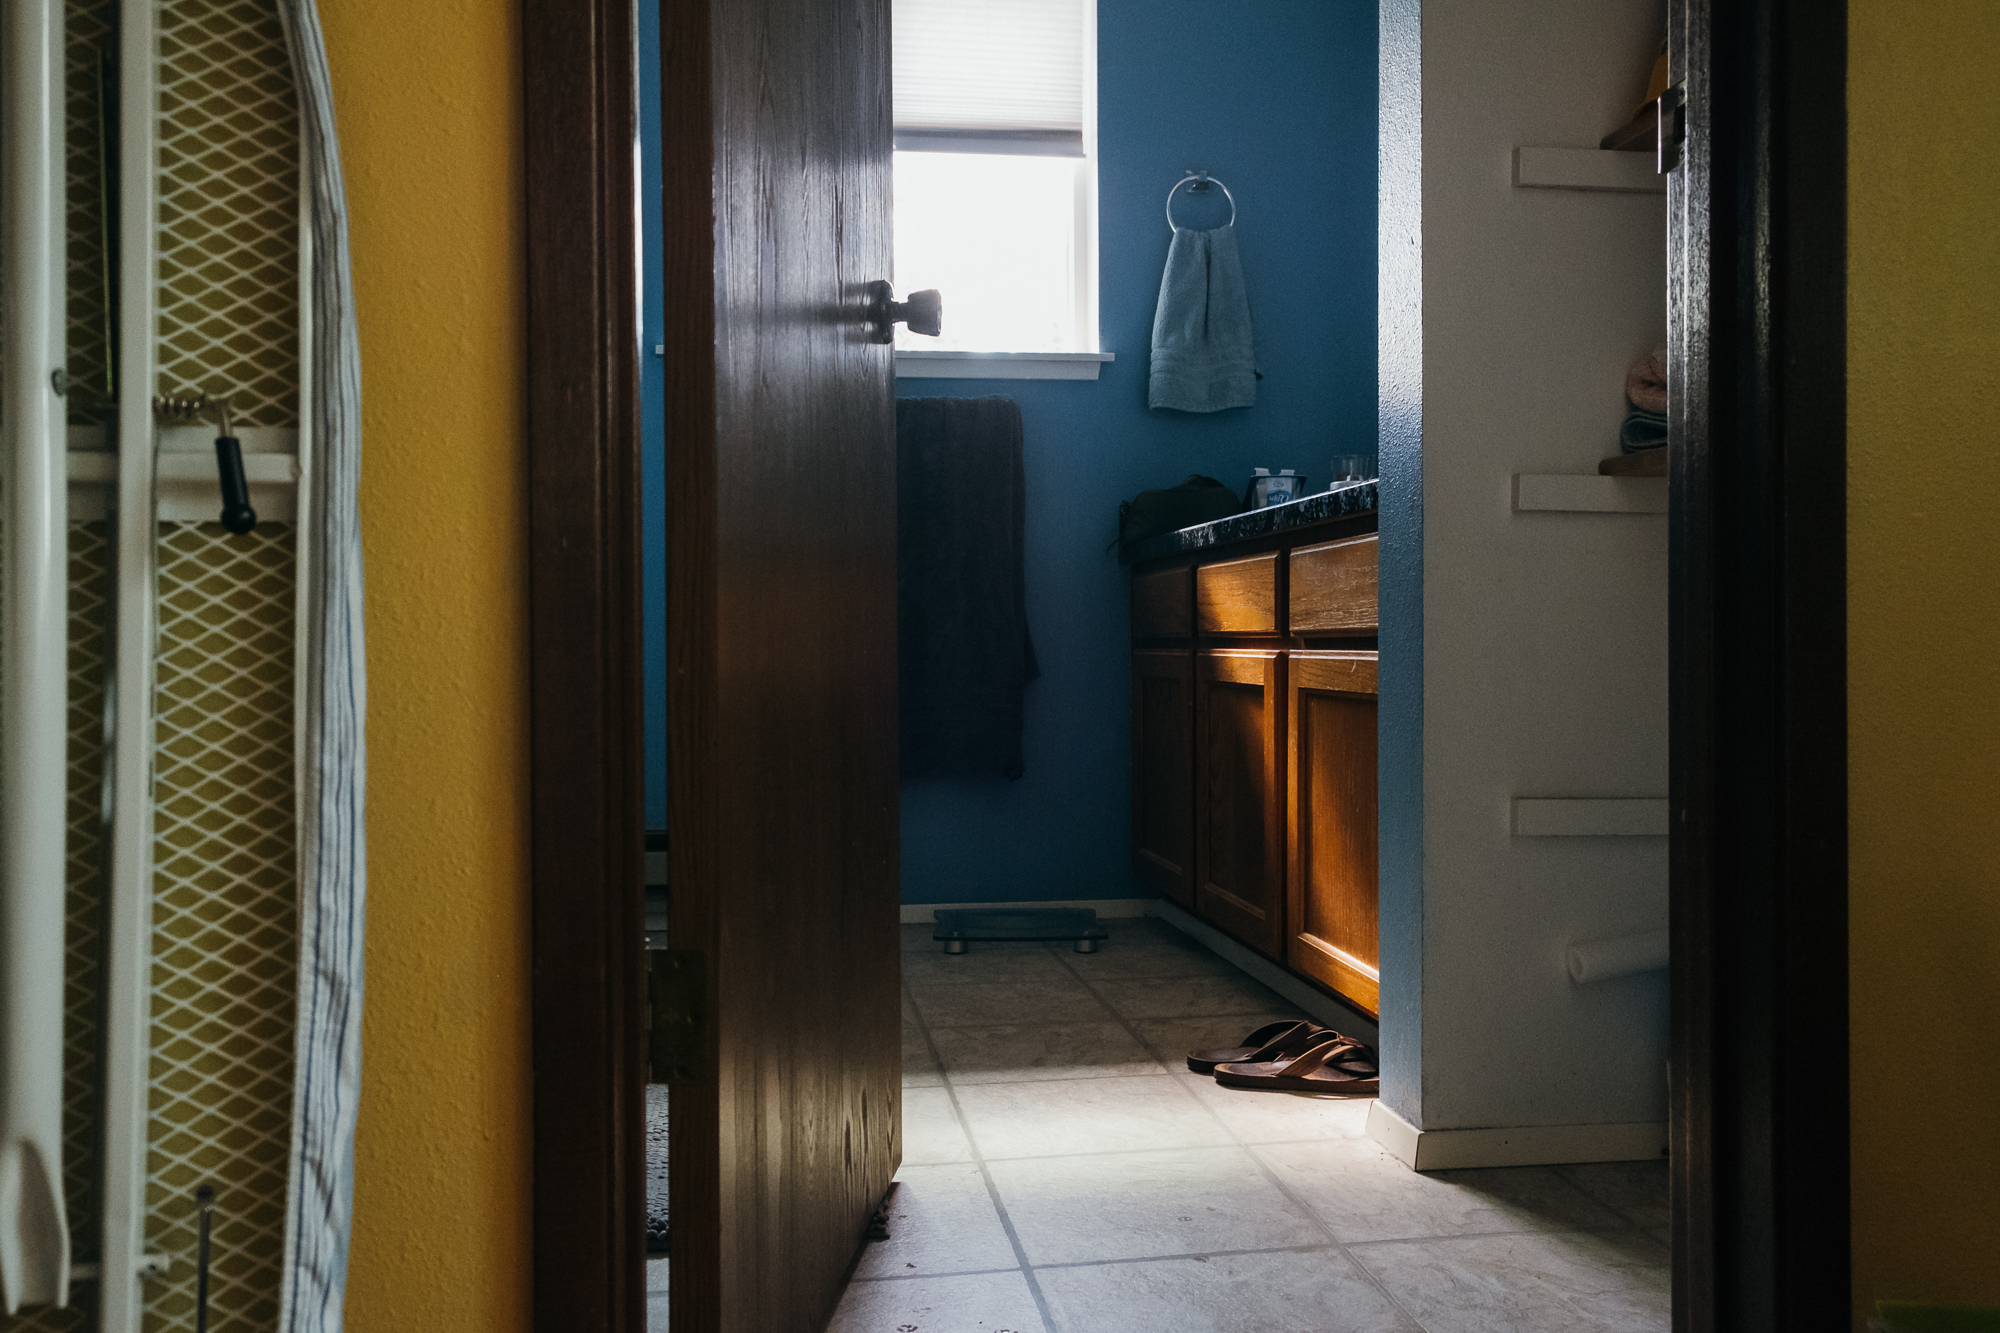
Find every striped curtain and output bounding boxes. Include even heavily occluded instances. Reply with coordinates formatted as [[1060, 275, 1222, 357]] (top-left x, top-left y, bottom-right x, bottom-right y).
[[270, 2, 367, 1328]]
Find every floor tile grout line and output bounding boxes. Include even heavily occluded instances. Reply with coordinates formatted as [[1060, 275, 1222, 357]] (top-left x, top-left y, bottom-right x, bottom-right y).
[[849, 1263, 1035, 1285], [1026, 1241, 1341, 1273], [1052, 940, 1433, 1333], [909, 1122, 1391, 1166], [1341, 1223, 1674, 1252], [1547, 1163, 1667, 1233], [902, 962, 1063, 1333]]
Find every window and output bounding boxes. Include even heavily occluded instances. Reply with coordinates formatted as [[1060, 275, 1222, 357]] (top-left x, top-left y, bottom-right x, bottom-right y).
[[891, 0, 1098, 358]]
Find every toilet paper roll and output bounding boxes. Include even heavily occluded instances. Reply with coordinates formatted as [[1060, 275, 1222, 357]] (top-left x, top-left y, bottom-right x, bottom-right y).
[[1566, 930, 1669, 984]]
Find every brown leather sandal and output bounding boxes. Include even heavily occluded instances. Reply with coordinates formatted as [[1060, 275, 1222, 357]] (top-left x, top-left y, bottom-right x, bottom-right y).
[[1213, 1034, 1379, 1094], [1186, 1020, 1324, 1075]]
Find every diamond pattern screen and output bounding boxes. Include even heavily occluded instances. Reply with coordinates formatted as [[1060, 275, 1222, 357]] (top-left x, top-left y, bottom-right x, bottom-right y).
[[142, 522, 297, 1333], [156, 0, 301, 428]]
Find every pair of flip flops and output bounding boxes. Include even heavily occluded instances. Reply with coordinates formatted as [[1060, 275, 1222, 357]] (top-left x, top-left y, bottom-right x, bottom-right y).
[[1185, 1019, 1379, 1094]]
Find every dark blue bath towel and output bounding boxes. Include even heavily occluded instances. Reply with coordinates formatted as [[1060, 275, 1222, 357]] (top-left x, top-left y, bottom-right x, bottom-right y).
[[897, 396, 1040, 781]]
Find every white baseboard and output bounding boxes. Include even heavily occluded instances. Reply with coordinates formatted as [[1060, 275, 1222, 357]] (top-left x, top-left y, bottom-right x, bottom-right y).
[[1145, 901, 1380, 1051], [1366, 1100, 1666, 1172], [900, 898, 1156, 925]]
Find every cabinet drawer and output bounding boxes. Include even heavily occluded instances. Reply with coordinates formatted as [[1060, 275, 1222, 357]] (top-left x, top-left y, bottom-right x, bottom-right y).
[[1130, 565, 1192, 639], [1195, 553, 1278, 635], [1289, 535, 1377, 636]]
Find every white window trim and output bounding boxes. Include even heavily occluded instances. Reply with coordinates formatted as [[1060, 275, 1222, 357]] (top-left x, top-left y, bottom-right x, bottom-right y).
[[893, 1, 1100, 364], [895, 350, 1114, 381]]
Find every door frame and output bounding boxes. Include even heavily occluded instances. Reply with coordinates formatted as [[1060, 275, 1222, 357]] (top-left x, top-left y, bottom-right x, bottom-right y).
[[522, 0, 646, 1328], [517, 1, 1853, 1330], [1667, 1, 1850, 1327]]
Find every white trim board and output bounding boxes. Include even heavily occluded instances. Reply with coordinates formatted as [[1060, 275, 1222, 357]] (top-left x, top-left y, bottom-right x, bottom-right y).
[[1367, 1100, 1667, 1172], [895, 350, 1114, 380], [900, 897, 1153, 924], [1513, 798, 1669, 836], [1146, 900, 1379, 1050]]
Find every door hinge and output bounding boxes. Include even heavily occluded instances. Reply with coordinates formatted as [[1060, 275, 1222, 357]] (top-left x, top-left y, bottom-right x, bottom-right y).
[[1658, 82, 1688, 174], [648, 949, 706, 1084]]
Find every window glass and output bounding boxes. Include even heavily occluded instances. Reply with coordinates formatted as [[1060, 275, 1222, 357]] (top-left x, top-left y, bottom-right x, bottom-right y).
[[893, 151, 1088, 353]]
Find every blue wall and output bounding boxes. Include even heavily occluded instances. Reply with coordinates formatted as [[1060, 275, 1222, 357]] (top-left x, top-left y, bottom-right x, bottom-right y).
[[641, 0, 668, 830], [898, 0, 1380, 904]]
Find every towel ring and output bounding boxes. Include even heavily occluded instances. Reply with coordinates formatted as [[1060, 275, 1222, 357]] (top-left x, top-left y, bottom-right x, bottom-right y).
[[1166, 171, 1236, 232]]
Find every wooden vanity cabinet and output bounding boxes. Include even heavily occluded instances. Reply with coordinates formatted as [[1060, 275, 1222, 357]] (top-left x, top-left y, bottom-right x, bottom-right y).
[[1128, 510, 1380, 1013], [1194, 650, 1287, 960], [1286, 652, 1381, 1012]]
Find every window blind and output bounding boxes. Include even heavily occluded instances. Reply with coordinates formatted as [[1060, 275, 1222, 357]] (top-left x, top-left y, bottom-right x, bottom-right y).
[[893, 0, 1086, 156]]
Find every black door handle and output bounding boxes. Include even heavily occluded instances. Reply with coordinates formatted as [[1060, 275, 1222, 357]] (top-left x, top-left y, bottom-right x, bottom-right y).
[[864, 280, 942, 343]]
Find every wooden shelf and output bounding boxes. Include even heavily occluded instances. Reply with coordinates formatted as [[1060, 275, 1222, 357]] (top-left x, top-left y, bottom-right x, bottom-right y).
[[1513, 474, 1667, 514], [1512, 147, 1666, 195]]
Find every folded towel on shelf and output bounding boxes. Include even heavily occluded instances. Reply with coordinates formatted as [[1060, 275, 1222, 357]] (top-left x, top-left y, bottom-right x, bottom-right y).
[[897, 396, 1040, 782], [1620, 405, 1668, 452], [1625, 347, 1668, 414], [1149, 226, 1257, 413], [1620, 347, 1669, 452]]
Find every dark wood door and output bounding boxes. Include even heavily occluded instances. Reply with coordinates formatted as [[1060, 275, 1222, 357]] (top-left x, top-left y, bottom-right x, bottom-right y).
[[661, 0, 900, 1328], [1667, 1, 1850, 1328], [1131, 650, 1195, 906], [1193, 650, 1286, 959], [1285, 652, 1379, 1015]]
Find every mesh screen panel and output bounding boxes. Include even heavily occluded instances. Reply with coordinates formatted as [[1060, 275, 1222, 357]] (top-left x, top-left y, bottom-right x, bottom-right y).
[[140, 522, 296, 1333]]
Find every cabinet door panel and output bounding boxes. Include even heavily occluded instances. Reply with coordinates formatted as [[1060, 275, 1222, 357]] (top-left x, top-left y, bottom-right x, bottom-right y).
[[1194, 651, 1285, 959], [1131, 651, 1194, 905], [1287, 652, 1380, 1014]]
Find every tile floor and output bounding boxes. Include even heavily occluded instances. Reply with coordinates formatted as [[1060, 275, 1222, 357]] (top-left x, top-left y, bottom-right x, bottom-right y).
[[826, 916, 1669, 1333]]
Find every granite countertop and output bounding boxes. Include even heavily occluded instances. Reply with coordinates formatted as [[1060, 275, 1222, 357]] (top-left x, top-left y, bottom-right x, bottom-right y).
[[1120, 480, 1379, 565]]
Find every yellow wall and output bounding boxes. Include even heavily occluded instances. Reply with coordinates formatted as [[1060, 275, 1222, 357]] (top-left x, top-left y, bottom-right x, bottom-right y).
[[1849, 1, 2000, 1322], [320, 2, 532, 1328]]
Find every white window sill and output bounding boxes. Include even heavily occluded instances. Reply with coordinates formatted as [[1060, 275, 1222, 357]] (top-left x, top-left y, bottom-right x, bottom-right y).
[[895, 350, 1114, 381]]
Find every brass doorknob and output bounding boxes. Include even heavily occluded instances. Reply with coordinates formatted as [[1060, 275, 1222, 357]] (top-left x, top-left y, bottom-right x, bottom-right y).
[[865, 281, 942, 343]]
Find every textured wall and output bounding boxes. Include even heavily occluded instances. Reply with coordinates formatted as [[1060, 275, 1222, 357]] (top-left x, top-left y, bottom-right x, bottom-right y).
[[895, 0, 1380, 905], [1374, 0, 1424, 1128], [319, 2, 532, 1329], [1847, 1, 2000, 1320]]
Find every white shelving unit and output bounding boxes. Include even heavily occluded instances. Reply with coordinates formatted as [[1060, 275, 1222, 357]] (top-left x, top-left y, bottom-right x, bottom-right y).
[[1512, 146, 1666, 194], [1513, 473, 1667, 514]]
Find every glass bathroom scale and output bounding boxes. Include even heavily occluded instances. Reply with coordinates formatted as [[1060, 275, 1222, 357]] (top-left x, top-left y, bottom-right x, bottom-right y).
[[931, 907, 1110, 954]]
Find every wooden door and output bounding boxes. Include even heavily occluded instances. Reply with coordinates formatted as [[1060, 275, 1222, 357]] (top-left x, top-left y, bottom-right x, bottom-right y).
[[660, 0, 900, 1328], [1131, 650, 1195, 906], [1193, 650, 1286, 959], [1286, 653, 1380, 1015]]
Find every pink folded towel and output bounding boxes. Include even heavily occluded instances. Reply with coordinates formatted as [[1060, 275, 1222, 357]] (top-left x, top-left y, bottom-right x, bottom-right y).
[[1626, 348, 1668, 414]]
